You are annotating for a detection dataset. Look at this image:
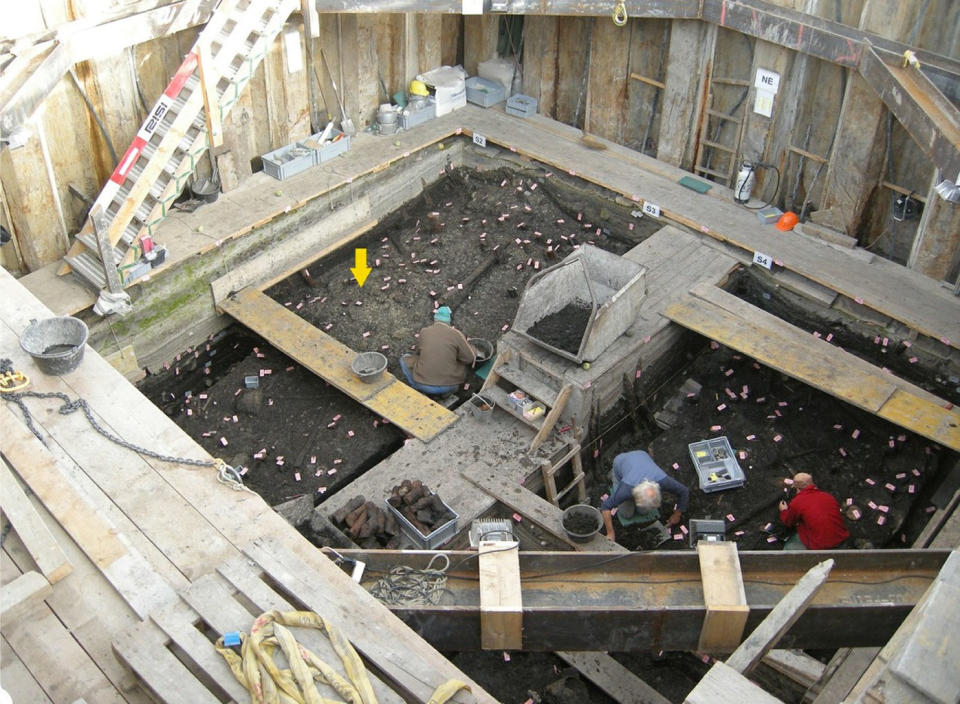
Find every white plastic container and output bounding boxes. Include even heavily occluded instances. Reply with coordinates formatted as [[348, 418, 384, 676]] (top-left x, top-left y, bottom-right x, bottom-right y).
[[417, 66, 467, 117]]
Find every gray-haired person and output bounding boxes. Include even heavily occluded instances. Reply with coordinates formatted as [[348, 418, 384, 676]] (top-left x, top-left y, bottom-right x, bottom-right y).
[[600, 450, 689, 541]]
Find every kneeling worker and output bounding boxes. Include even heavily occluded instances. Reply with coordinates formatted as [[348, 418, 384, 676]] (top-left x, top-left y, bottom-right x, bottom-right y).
[[400, 305, 476, 395], [778, 472, 850, 549], [600, 450, 690, 541]]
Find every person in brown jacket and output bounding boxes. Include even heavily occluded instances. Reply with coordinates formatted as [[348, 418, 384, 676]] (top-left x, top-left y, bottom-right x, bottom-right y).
[[399, 306, 476, 395]]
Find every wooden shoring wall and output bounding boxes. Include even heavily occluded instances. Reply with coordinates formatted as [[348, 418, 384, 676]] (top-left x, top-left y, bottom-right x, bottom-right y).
[[1, 3, 958, 285]]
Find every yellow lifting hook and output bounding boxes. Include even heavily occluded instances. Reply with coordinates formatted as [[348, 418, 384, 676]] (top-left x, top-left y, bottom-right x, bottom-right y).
[[613, 1, 628, 26], [0, 369, 29, 393]]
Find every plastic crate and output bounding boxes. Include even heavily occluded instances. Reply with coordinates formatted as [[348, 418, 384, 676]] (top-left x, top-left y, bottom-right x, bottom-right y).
[[506, 93, 538, 118], [688, 436, 745, 493], [304, 128, 350, 164], [262, 142, 315, 180], [385, 496, 459, 549], [399, 98, 436, 130], [465, 76, 505, 107]]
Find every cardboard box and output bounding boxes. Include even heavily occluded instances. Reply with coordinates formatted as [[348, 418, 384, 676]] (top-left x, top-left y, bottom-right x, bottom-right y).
[[417, 66, 467, 117]]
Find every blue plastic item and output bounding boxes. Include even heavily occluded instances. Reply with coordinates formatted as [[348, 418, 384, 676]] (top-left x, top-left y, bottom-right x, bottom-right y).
[[222, 631, 242, 647]]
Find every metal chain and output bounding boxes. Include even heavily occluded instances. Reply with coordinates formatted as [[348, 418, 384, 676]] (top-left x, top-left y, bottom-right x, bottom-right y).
[[1, 358, 254, 493]]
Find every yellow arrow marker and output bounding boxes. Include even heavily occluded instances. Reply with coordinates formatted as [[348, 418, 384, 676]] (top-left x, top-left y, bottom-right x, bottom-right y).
[[350, 248, 372, 287]]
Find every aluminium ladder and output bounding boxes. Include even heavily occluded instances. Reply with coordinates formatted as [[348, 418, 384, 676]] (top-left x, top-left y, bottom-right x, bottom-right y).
[[60, 0, 298, 299]]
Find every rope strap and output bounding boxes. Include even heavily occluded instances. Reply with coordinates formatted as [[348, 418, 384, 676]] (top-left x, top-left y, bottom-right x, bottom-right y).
[[216, 609, 471, 704]]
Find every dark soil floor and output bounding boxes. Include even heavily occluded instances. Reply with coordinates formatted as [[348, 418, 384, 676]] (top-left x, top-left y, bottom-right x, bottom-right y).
[[138, 163, 658, 507], [136, 161, 957, 704]]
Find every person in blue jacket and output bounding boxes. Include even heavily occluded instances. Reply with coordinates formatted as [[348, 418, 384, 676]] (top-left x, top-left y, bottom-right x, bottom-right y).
[[600, 450, 689, 541]]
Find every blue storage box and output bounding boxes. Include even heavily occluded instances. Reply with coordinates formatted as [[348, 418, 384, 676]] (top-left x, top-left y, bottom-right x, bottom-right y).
[[506, 94, 538, 118], [466, 76, 506, 107]]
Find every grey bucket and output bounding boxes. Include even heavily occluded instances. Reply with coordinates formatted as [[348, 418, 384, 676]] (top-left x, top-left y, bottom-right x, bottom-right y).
[[561, 504, 602, 543], [467, 337, 495, 363], [19, 316, 88, 375], [469, 393, 494, 421], [351, 351, 387, 383]]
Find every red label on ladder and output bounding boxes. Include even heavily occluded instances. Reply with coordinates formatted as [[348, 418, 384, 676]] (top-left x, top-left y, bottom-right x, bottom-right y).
[[166, 52, 198, 99], [106, 52, 198, 188]]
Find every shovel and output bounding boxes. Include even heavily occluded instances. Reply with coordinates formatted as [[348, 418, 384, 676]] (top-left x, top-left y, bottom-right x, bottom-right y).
[[320, 48, 355, 137]]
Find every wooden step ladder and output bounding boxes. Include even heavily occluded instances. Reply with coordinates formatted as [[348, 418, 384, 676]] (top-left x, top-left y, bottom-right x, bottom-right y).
[[540, 441, 586, 507], [59, 0, 298, 300], [481, 345, 573, 453], [692, 75, 749, 187]]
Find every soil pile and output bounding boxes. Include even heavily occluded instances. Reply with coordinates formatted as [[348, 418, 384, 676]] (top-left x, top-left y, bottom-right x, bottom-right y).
[[527, 300, 593, 355]]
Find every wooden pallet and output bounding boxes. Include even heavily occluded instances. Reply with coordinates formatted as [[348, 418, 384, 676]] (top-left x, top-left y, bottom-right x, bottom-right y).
[[113, 536, 486, 703]]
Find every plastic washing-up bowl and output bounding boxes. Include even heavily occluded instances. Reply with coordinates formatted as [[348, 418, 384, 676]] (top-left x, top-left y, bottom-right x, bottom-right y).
[[351, 352, 388, 383]]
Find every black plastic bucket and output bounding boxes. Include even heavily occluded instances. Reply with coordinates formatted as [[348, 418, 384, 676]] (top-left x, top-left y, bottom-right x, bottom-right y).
[[19, 316, 88, 375]]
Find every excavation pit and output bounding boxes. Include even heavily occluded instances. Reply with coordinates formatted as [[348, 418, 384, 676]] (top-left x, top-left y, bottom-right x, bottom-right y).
[[137, 158, 956, 559]]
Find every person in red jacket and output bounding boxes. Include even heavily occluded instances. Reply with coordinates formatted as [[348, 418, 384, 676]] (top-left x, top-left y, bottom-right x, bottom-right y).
[[778, 472, 850, 550]]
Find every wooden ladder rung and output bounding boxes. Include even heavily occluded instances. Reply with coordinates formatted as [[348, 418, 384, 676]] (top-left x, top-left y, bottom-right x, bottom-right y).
[[695, 165, 733, 180], [541, 443, 586, 507], [700, 138, 736, 153], [706, 108, 742, 125], [711, 77, 751, 87]]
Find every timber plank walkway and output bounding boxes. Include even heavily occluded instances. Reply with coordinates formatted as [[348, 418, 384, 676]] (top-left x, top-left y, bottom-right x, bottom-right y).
[[24, 106, 960, 360], [219, 286, 458, 441], [462, 106, 960, 352], [665, 283, 960, 451], [0, 267, 491, 703]]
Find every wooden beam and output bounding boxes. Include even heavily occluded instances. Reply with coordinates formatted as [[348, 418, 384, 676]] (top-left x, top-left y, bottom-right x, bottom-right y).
[[664, 284, 960, 450], [196, 41, 223, 150], [697, 542, 750, 653], [556, 651, 671, 704], [629, 72, 665, 90], [333, 548, 944, 652], [218, 287, 458, 441], [1, 404, 178, 618], [478, 541, 522, 651], [859, 46, 960, 183], [0, 0, 219, 134], [0, 458, 72, 584], [685, 660, 784, 704], [0, 571, 53, 625], [725, 559, 834, 675]]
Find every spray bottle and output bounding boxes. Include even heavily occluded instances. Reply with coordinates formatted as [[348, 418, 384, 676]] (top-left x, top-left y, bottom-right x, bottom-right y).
[[734, 161, 755, 204]]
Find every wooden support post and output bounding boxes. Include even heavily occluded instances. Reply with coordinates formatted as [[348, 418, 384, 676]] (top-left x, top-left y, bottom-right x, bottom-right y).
[[520, 16, 558, 117], [196, 40, 223, 150], [91, 207, 124, 294], [478, 540, 523, 651], [0, 459, 72, 584], [697, 542, 750, 653], [463, 14, 499, 77], [659, 20, 715, 169], [725, 559, 834, 675], [907, 178, 960, 281]]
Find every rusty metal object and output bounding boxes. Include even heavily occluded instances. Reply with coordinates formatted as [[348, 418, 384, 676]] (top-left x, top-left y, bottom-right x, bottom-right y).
[[341, 548, 949, 652]]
